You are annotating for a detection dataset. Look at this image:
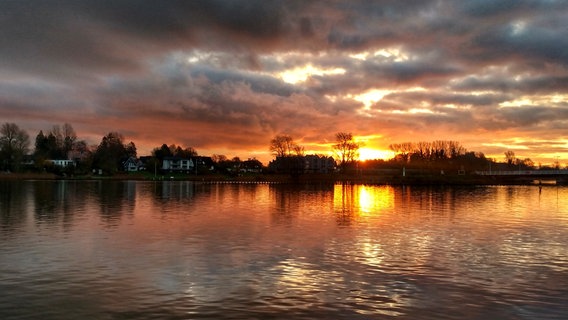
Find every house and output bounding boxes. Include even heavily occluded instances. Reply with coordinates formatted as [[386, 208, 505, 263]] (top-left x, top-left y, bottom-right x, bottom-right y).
[[162, 156, 194, 173], [123, 157, 145, 172], [305, 155, 335, 173], [21, 154, 35, 167], [242, 158, 263, 173], [268, 154, 335, 174], [46, 159, 76, 167], [195, 156, 215, 171]]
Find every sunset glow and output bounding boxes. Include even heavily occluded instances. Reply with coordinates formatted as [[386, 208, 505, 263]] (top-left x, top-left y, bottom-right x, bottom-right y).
[[1, 1, 567, 166], [358, 148, 394, 161]]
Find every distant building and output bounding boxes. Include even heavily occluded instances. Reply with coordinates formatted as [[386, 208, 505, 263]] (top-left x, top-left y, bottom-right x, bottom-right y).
[[123, 157, 145, 172], [269, 155, 335, 174], [46, 159, 76, 167], [242, 158, 263, 173], [195, 156, 215, 171], [304, 155, 336, 173], [162, 157, 194, 172]]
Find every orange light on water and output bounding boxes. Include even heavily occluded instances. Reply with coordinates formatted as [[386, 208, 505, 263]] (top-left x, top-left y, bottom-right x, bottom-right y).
[[334, 184, 395, 217]]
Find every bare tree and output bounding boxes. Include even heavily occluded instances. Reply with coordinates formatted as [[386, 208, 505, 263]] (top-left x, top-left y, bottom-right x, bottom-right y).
[[293, 144, 305, 156], [333, 132, 359, 170], [62, 123, 77, 156], [270, 134, 298, 157], [389, 142, 413, 163], [504, 150, 515, 165], [211, 154, 228, 163], [0, 122, 30, 171]]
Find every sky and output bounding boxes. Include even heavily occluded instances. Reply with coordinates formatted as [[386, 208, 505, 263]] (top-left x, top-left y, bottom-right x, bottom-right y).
[[1, 0, 568, 165]]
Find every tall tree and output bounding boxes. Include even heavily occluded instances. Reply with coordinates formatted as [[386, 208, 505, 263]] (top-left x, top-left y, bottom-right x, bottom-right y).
[[504, 150, 516, 165], [0, 123, 30, 172], [270, 134, 299, 157], [34, 130, 48, 156], [92, 132, 128, 174], [125, 141, 137, 158], [333, 132, 359, 170], [152, 144, 173, 161], [62, 123, 77, 157], [169, 144, 197, 158]]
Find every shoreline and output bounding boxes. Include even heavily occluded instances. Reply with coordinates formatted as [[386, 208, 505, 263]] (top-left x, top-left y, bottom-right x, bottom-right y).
[[0, 172, 560, 186]]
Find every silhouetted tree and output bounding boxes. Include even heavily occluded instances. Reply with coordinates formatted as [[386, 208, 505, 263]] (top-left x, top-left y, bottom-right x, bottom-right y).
[[211, 154, 228, 163], [333, 132, 359, 171], [0, 123, 30, 172], [62, 123, 77, 156], [125, 141, 137, 158], [153, 144, 173, 162], [92, 132, 128, 174], [270, 134, 298, 157], [169, 144, 197, 158], [504, 150, 516, 167], [389, 142, 413, 163], [33, 130, 49, 167], [33, 123, 78, 161], [292, 144, 305, 156]]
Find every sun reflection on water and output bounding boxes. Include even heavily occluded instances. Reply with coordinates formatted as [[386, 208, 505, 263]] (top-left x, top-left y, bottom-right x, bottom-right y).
[[334, 184, 395, 219]]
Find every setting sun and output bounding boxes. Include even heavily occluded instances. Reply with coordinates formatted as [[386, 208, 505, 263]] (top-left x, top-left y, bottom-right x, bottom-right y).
[[358, 148, 394, 161]]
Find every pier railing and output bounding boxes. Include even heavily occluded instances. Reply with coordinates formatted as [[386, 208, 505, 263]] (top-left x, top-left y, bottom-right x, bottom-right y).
[[474, 170, 568, 176]]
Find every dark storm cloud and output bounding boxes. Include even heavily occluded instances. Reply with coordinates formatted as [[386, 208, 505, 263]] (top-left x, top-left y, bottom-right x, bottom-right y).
[[0, 0, 316, 79], [472, 23, 568, 67], [495, 106, 568, 128], [452, 75, 568, 94], [188, 65, 296, 97]]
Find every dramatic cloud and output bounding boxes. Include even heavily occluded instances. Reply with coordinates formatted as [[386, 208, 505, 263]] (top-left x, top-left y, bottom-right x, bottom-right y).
[[1, 0, 567, 164]]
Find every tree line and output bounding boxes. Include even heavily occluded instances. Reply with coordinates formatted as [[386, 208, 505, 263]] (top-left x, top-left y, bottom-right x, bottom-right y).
[[0, 122, 262, 175], [0, 121, 559, 176], [267, 132, 360, 174]]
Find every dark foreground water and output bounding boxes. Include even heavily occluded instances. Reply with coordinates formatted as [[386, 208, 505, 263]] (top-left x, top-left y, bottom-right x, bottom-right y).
[[1, 180, 568, 319]]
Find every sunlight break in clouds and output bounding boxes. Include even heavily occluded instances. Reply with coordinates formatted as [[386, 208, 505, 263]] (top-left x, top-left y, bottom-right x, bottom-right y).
[[351, 89, 392, 108], [278, 64, 346, 84]]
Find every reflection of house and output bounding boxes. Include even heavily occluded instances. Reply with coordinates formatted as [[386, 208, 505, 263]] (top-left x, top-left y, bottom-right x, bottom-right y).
[[123, 157, 145, 172], [46, 159, 76, 167], [162, 157, 195, 172]]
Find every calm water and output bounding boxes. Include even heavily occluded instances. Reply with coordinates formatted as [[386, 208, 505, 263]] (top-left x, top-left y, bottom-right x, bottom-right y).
[[1, 181, 568, 319]]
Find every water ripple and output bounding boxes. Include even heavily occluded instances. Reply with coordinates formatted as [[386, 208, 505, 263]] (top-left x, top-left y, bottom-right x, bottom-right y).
[[1, 182, 568, 319]]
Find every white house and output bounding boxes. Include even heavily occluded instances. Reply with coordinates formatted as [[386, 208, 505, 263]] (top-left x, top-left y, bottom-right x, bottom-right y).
[[46, 159, 75, 167], [123, 157, 144, 172], [162, 157, 195, 172]]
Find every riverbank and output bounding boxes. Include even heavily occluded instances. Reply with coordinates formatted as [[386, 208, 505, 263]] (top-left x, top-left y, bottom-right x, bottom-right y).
[[1, 171, 556, 185]]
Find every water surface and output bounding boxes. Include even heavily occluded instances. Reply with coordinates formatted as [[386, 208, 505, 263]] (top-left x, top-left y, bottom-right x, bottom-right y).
[[1, 181, 568, 319]]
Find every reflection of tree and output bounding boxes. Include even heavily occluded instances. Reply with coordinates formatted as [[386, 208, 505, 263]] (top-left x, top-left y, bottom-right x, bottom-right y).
[[145, 181, 221, 218], [270, 184, 302, 225], [0, 181, 29, 232], [150, 181, 198, 206], [33, 181, 88, 229], [269, 184, 334, 225], [95, 181, 128, 226], [334, 183, 356, 226], [394, 186, 488, 218]]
